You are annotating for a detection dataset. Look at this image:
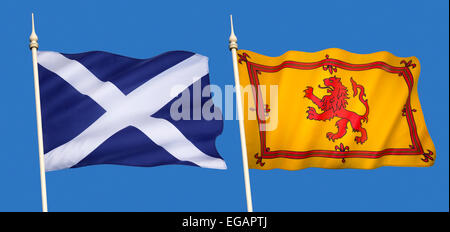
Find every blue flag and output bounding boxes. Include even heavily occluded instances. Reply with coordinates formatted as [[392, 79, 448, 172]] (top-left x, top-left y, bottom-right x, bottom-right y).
[[37, 50, 226, 171]]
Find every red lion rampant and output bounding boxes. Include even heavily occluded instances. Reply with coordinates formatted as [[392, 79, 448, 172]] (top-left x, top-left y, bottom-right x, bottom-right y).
[[304, 76, 369, 144]]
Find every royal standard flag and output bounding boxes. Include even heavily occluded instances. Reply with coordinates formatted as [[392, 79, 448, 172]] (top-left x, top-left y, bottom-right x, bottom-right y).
[[237, 48, 435, 170]]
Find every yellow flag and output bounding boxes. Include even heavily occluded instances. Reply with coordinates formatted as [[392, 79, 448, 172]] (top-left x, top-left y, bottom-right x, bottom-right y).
[[237, 48, 435, 170]]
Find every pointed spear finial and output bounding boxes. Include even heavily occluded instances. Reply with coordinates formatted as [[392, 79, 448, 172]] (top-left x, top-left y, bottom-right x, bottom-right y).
[[229, 15, 238, 50], [29, 13, 39, 49]]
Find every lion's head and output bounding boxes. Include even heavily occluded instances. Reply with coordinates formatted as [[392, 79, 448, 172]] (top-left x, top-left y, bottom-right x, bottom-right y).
[[318, 76, 349, 112]]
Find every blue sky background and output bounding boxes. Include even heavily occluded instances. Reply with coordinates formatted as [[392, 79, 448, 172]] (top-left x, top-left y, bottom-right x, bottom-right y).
[[0, 0, 448, 212]]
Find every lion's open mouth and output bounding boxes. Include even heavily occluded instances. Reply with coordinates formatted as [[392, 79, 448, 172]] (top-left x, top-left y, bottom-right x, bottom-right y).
[[318, 84, 334, 92]]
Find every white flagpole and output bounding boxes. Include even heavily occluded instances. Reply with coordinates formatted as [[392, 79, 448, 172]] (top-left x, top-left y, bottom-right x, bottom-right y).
[[29, 13, 48, 212], [229, 15, 253, 212]]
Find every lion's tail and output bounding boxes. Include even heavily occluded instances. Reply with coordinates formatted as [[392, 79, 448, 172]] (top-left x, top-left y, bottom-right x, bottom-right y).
[[350, 77, 369, 122]]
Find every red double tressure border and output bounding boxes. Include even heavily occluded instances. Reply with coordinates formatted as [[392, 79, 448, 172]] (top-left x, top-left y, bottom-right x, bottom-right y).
[[238, 52, 433, 166]]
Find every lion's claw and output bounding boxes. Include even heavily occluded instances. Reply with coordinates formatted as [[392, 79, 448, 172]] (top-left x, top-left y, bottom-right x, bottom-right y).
[[306, 107, 318, 120], [304, 86, 314, 99], [354, 136, 367, 144], [326, 132, 336, 142]]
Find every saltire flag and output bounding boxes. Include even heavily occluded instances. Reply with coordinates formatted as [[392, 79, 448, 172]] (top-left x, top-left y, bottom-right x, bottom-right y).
[[37, 50, 227, 171], [237, 48, 435, 170]]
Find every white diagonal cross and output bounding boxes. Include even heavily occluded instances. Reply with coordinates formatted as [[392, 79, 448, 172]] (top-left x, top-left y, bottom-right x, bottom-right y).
[[38, 51, 226, 171]]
